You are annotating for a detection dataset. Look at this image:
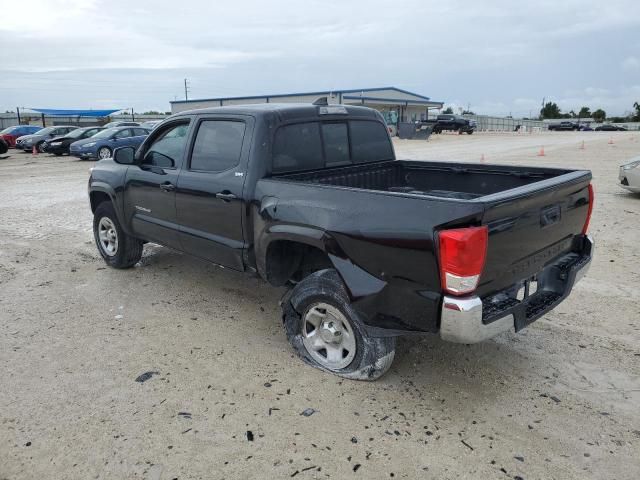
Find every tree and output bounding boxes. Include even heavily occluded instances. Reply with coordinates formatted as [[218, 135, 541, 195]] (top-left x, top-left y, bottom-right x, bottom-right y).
[[442, 107, 453, 114], [578, 106, 591, 119], [592, 109, 606, 122], [540, 102, 561, 119], [633, 102, 640, 122], [462, 110, 476, 115]]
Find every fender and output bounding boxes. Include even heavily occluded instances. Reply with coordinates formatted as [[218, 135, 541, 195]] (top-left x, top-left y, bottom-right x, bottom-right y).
[[256, 223, 387, 301], [89, 182, 132, 236]]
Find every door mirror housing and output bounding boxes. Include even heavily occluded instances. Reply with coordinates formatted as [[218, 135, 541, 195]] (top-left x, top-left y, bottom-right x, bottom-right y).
[[113, 146, 136, 165]]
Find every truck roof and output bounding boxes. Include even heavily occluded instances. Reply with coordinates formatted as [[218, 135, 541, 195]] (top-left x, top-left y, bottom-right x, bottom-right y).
[[174, 103, 382, 122]]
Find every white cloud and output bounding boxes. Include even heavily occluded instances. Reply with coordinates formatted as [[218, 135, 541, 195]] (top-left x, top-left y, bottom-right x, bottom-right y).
[[622, 56, 640, 71]]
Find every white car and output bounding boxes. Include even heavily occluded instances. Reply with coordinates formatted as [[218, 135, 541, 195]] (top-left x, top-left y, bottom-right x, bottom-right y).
[[619, 157, 640, 193]]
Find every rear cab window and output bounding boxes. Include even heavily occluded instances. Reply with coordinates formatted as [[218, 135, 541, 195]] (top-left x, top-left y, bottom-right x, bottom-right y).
[[272, 119, 393, 174]]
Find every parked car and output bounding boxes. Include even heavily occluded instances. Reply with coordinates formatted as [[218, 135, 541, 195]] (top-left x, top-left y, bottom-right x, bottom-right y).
[[619, 157, 640, 193], [42, 126, 104, 156], [88, 103, 594, 380], [0, 125, 43, 148], [15, 126, 78, 152], [140, 120, 163, 130], [432, 114, 476, 134], [595, 124, 627, 131], [70, 126, 150, 160], [579, 124, 594, 131], [0, 138, 8, 155], [548, 121, 579, 131], [102, 121, 140, 129]]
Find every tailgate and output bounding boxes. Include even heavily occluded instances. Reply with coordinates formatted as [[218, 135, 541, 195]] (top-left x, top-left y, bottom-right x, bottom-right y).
[[477, 171, 591, 297]]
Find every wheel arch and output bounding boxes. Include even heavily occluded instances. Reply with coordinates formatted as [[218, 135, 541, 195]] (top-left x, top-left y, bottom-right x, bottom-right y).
[[257, 226, 387, 300]]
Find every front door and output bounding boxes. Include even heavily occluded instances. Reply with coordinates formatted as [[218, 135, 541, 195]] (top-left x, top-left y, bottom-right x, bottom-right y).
[[175, 116, 252, 270], [123, 121, 191, 249]]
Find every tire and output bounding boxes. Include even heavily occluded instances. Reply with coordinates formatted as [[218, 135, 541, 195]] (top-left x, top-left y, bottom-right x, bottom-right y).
[[37, 141, 46, 153], [281, 269, 395, 381], [93, 201, 143, 269], [98, 146, 112, 159], [467, 130, 474, 135], [54, 153, 63, 156]]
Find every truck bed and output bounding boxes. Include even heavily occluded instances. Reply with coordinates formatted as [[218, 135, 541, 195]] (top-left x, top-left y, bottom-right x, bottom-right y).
[[273, 160, 577, 201], [269, 159, 592, 302]]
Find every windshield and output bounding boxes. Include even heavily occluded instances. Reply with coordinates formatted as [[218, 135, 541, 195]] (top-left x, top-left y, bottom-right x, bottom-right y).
[[1, 127, 18, 134], [67, 128, 88, 139], [92, 128, 119, 139], [35, 127, 55, 135]]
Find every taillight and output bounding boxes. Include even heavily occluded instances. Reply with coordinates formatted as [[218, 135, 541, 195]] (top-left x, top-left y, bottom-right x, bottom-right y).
[[437, 226, 488, 295], [581, 184, 594, 235]]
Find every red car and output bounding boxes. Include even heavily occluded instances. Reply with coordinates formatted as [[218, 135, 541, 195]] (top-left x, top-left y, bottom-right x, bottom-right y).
[[0, 125, 43, 148]]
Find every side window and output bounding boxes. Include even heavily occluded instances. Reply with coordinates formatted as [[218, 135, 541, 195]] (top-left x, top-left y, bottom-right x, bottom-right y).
[[321, 123, 349, 166], [133, 128, 148, 136], [142, 122, 189, 169], [273, 122, 323, 173], [114, 129, 132, 139], [190, 120, 246, 172]]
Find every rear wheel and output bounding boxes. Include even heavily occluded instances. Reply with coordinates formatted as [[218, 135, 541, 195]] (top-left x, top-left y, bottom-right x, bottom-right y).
[[282, 269, 395, 380], [98, 146, 112, 159], [466, 130, 474, 135], [93, 201, 143, 268]]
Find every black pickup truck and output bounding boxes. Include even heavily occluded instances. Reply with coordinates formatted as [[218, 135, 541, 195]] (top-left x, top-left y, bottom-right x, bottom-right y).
[[88, 102, 594, 380], [548, 121, 580, 131], [432, 114, 477, 134]]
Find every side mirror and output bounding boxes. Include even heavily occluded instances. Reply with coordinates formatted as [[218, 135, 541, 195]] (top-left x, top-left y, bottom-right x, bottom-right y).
[[113, 146, 136, 165]]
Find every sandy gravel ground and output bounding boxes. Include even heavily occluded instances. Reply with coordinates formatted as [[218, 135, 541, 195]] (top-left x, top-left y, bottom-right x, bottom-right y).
[[1, 131, 639, 480]]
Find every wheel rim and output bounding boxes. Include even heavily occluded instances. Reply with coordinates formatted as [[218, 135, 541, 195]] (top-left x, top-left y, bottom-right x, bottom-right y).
[[38, 143, 46, 152], [301, 302, 356, 371], [97, 217, 118, 256], [98, 148, 111, 159]]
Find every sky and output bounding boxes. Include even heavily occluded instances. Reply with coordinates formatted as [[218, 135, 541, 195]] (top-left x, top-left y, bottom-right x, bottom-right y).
[[1, 0, 639, 117]]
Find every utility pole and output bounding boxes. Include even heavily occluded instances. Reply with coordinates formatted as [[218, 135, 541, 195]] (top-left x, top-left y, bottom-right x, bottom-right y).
[[16, 107, 21, 124], [184, 78, 190, 101], [131, 107, 135, 122]]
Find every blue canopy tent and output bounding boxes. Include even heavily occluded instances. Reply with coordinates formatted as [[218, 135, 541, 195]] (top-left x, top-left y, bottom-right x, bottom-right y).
[[21, 108, 127, 126]]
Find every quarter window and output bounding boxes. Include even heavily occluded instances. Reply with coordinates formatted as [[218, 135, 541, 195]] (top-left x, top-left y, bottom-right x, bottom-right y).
[[190, 120, 246, 172]]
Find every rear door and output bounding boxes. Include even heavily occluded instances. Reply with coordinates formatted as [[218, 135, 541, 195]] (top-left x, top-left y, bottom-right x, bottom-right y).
[[477, 174, 591, 297], [123, 120, 191, 248], [174, 114, 254, 270]]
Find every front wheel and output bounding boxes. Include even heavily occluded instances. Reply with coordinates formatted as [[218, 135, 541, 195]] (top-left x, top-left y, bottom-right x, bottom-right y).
[[98, 146, 112, 159], [37, 142, 46, 153], [466, 130, 474, 135], [282, 269, 396, 380], [93, 201, 143, 268]]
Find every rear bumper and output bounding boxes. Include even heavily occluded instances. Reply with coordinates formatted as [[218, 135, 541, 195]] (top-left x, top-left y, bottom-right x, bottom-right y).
[[440, 235, 593, 344]]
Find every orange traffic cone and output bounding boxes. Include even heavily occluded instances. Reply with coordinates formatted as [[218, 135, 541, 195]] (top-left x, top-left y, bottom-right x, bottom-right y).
[[480, 153, 485, 163], [32, 145, 38, 155], [537, 146, 545, 156], [579, 140, 585, 150], [608, 137, 614, 145]]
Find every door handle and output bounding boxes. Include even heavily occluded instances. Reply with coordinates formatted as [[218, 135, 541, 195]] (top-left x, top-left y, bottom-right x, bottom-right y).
[[215, 191, 236, 202], [159, 182, 175, 192]]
